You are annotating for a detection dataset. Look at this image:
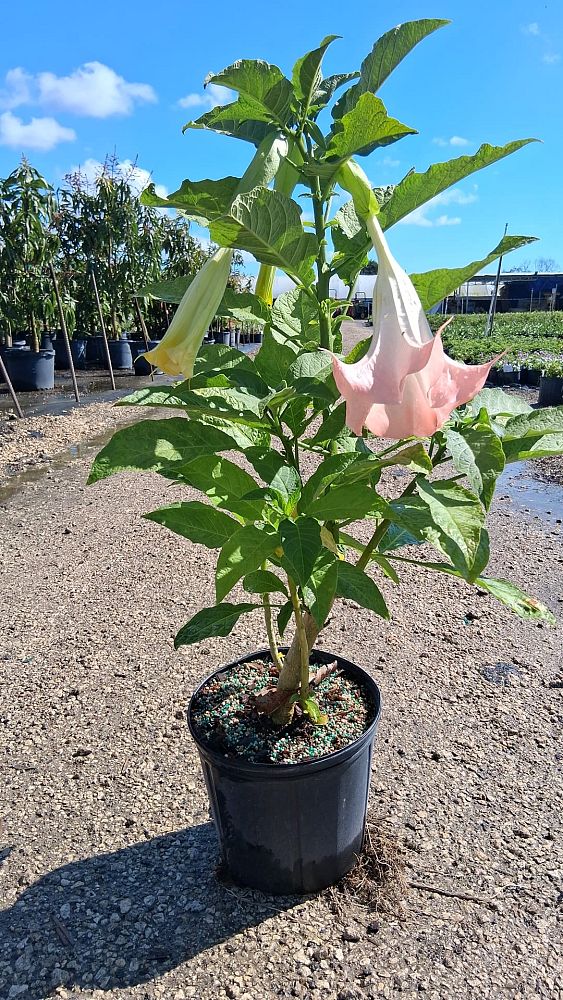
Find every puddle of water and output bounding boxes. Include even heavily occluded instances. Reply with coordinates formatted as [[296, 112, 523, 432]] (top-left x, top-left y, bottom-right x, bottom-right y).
[[482, 662, 522, 686], [497, 461, 563, 525], [0, 373, 174, 419], [0, 427, 118, 504]]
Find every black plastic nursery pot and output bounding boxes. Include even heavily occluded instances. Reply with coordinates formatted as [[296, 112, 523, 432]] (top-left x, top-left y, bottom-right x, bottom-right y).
[[4, 347, 55, 390], [188, 648, 382, 895], [519, 367, 541, 387], [213, 330, 231, 345], [132, 340, 160, 376], [538, 375, 563, 407], [105, 339, 132, 370]]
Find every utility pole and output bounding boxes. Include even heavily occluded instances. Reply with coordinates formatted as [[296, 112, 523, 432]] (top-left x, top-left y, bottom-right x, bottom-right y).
[[485, 223, 508, 337]]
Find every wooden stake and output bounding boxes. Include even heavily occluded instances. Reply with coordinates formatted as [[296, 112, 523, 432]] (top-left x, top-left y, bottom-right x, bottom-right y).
[[133, 297, 154, 381], [49, 262, 79, 403], [0, 351, 24, 418], [90, 264, 115, 390]]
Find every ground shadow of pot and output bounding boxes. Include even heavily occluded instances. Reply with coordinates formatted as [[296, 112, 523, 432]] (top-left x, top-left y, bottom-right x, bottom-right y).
[[0, 823, 299, 997]]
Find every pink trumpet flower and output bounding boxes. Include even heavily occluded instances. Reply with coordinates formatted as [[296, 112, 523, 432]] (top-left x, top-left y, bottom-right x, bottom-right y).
[[331, 188, 500, 439]]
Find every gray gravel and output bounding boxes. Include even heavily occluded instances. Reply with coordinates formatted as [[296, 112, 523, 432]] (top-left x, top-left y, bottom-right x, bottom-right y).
[[1, 373, 563, 998]]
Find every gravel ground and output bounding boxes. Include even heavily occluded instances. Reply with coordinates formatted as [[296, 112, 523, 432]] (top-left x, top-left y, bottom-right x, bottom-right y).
[[1, 329, 563, 999]]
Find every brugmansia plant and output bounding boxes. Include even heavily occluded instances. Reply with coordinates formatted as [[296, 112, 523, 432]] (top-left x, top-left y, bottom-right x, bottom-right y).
[[91, 20, 563, 731]]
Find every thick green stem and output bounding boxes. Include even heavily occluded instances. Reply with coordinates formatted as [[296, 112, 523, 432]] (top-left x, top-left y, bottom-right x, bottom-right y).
[[263, 592, 283, 672], [288, 578, 310, 698], [311, 174, 332, 351]]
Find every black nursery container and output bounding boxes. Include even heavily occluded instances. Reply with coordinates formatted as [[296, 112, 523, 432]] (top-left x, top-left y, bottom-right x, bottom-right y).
[[4, 347, 55, 390], [538, 375, 563, 407], [106, 339, 132, 370], [188, 648, 381, 894]]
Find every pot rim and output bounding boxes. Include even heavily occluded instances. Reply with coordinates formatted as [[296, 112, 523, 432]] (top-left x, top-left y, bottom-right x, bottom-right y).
[[187, 647, 381, 777]]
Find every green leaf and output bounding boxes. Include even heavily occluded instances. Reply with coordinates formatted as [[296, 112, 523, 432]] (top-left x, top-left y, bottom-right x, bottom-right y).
[[292, 35, 340, 110], [138, 275, 271, 328], [445, 416, 506, 510], [184, 103, 274, 145], [301, 696, 328, 726], [87, 418, 236, 484], [305, 484, 377, 521], [175, 602, 259, 647], [280, 516, 322, 588], [326, 93, 416, 160], [380, 443, 432, 474], [503, 406, 563, 438], [310, 72, 360, 114], [300, 453, 367, 509], [243, 570, 288, 597], [378, 523, 424, 553], [117, 383, 269, 430], [303, 550, 338, 629], [475, 577, 556, 624], [336, 562, 389, 618], [502, 432, 563, 463], [177, 454, 260, 513], [144, 501, 240, 548], [379, 140, 537, 231], [289, 351, 333, 382], [465, 388, 532, 419], [333, 19, 450, 119], [331, 201, 370, 285], [277, 600, 293, 637], [305, 402, 347, 446], [411, 479, 485, 579], [411, 235, 539, 311], [207, 60, 294, 125], [245, 447, 289, 483], [210, 187, 318, 284], [270, 288, 320, 344], [216, 524, 278, 602], [254, 327, 298, 387], [141, 176, 240, 225], [270, 464, 302, 513]]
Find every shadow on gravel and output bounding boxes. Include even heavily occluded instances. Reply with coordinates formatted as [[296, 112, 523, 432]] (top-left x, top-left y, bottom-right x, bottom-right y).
[[0, 823, 299, 997]]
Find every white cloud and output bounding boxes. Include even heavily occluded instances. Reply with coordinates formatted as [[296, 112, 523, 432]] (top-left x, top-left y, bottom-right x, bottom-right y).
[[433, 135, 471, 148], [399, 186, 477, 227], [68, 157, 167, 198], [0, 110, 75, 150], [0, 62, 156, 119], [543, 52, 561, 64], [37, 62, 156, 117], [178, 82, 233, 110], [0, 68, 33, 110], [523, 22, 540, 36]]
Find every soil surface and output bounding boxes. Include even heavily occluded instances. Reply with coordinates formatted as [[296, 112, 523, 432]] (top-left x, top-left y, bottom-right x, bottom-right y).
[[1, 326, 563, 999]]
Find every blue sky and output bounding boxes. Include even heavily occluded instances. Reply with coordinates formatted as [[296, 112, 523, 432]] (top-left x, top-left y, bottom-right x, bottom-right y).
[[1, 0, 561, 286]]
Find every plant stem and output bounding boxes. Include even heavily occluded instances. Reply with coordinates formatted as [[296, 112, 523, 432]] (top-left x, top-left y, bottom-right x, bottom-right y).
[[287, 578, 310, 698], [311, 171, 332, 352], [263, 592, 283, 672], [357, 478, 419, 572]]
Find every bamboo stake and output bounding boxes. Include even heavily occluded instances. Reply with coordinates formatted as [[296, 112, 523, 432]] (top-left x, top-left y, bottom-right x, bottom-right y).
[[133, 297, 154, 381], [89, 263, 115, 390], [49, 262, 79, 403], [0, 351, 24, 418]]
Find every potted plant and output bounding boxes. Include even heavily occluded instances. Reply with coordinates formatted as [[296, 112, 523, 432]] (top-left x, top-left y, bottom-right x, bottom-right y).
[[0, 161, 57, 390], [89, 21, 563, 894], [539, 360, 563, 405]]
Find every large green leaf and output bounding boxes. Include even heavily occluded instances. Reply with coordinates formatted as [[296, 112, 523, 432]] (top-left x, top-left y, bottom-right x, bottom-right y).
[[466, 388, 532, 419], [292, 35, 340, 112], [333, 19, 450, 119], [280, 516, 322, 588], [175, 603, 259, 647], [475, 577, 556, 624], [141, 176, 240, 225], [331, 200, 370, 285], [300, 453, 365, 510], [243, 569, 288, 597], [116, 383, 269, 430], [305, 484, 377, 521], [336, 562, 389, 618], [88, 418, 236, 484], [445, 415, 505, 510], [254, 327, 298, 387], [327, 93, 416, 160], [144, 501, 240, 548], [216, 524, 278, 602], [176, 455, 266, 521], [303, 550, 339, 628], [502, 432, 563, 462], [379, 140, 537, 231], [502, 406, 563, 438], [412, 235, 539, 311], [310, 72, 360, 114], [184, 103, 274, 145], [206, 60, 294, 125], [270, 288, 320, 344], [210, 187, 318, 284]]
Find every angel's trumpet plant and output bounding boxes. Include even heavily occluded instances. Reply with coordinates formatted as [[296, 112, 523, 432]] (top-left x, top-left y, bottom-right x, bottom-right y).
[[143, 247, 233, 379], [332, 160, 500, 439]]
